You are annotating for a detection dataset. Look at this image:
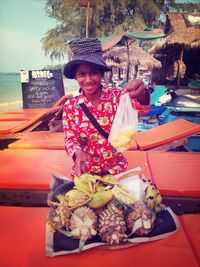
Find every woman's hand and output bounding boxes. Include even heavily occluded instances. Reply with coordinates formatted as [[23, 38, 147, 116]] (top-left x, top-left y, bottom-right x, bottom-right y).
[[73, 149, 89, 176], [123, 79, 150, 105]]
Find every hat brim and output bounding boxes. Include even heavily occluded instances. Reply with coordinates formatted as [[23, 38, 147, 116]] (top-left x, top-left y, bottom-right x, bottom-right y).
[[63, 54, 111, 79]]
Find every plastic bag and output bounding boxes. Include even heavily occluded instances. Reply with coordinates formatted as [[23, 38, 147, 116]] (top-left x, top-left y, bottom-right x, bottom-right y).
[[108, 93, 138, 151]]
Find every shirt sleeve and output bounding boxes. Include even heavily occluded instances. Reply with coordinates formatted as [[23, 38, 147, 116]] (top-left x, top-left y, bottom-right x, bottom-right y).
[[62, 99, 81, 157]]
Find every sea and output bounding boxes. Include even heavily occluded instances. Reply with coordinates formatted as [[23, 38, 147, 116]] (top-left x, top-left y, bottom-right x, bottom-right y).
[[0, 72, 79, 114]]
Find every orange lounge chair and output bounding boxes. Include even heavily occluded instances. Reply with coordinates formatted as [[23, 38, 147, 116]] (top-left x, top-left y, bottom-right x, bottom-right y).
[[0, 113, 36, 121], [0, 120, 28, 134], [0, 149, 72, 205], [146, 151, 200, 213], [0, 94, 73, 136], [180, 214, 200, 263], [0, 150, 148, 205], [129, 118, 200, 151], [124, 151, 200, 214], [4, 108, 51, 114], [8, 118, 200, 151], [8, 131, 65, 150], [0, 106, 60, 136], [146, 151, 200, 197], [0, 150, 148, 191], [0, 206, 199, 267], [1, 149, 200, 210], [0, 149, 72, 190]]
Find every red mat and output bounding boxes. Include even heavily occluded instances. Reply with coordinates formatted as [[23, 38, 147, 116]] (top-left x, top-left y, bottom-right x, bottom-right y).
[[0, 206, 199, 267]]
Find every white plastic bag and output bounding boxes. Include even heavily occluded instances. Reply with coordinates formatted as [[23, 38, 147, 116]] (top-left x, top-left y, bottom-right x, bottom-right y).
[[115, 167, 146, 201], [108, 93, 138, 151]]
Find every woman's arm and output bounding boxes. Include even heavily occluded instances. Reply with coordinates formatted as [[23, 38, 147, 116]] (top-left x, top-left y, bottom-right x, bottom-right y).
[[122, 79, 150, 115], [62, 99, 89, 176], [62, 100, 82, 158]]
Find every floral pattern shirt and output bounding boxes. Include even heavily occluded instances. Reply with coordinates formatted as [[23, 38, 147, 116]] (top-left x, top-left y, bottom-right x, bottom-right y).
[[62, 85, 150, 177]]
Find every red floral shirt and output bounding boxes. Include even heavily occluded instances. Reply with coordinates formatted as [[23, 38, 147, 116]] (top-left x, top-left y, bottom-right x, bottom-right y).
[[62, 85, 149, 177]]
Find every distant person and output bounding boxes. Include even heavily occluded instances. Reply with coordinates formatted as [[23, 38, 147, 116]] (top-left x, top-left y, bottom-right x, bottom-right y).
[[166, 59, 186, 82], [62, 37, 150, 178]]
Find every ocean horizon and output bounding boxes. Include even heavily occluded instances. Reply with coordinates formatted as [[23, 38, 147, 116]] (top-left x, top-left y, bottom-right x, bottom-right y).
[[0, 72, 79, 113]]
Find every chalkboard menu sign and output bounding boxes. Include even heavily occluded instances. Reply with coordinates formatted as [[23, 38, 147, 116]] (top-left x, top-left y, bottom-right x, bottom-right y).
[[21, 69, 65, 108]]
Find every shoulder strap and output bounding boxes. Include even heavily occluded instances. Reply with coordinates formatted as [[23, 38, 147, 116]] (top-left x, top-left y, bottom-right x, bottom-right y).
[[79, 103, 109, 139]]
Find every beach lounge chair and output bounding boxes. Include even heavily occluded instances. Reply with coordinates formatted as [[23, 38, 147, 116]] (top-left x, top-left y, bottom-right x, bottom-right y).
[[7, 118, 200, 152], [138, 85, 169, 130], [150, 85, 169, 105], [1, 148, 200, 214], [127, 151, 200, 214], [129, 118, 200, 151], [145, 151, 200, 214], [0, 106, 61, 136], [179, 214, 200, 263], [0, 93, 72, 142], [0, 113, 36, 121], [0, 150, 148, 206], [0, 205, 199, 267], [0, 149, 73, 205], [8, 131, 65, 150]]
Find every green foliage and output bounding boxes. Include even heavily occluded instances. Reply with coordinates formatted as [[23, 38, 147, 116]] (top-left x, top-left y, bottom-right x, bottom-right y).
[[43, 64, 65, 70], [42, 0, 200, 61], [42, 0, 161, 60]]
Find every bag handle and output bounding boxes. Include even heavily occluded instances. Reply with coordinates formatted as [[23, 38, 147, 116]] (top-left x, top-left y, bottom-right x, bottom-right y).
[[79, 103, 109, 139]]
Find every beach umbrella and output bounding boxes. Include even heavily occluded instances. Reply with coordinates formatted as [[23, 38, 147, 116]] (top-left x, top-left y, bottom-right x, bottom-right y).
[[103, 44, 162, 70], [100, 31, 165, 81]]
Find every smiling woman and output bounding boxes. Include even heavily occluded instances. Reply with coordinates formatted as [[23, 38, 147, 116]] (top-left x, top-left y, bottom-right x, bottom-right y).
[[62, 37, 150, 179], [75, 65, 103, 104]]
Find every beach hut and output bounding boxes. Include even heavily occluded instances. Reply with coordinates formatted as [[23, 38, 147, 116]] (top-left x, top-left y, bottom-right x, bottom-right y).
[[149, 12, 200, 87]]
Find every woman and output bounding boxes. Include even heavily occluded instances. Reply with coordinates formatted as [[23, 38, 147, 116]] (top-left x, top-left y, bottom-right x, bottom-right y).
[[63, 37, 150, 178]]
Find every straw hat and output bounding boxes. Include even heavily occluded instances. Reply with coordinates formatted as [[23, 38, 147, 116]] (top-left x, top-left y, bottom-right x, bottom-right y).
[[64, 38, 111, 79]]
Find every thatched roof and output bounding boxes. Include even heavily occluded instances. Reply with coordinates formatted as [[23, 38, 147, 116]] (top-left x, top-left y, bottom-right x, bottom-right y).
[[103, 44, 162, 69], [149, 12, 200, 54]]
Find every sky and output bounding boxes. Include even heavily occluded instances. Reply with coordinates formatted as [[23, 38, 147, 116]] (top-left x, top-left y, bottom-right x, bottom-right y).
[[0, 0, 66, 73], [0, 0, 198, 73]]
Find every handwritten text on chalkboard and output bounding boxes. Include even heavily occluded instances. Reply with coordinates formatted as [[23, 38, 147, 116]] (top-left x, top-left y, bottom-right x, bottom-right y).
[[21, 69, 65, 108]]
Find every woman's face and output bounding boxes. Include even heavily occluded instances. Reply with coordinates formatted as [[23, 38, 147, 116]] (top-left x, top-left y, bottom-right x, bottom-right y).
[[75, 64, 102, 97]]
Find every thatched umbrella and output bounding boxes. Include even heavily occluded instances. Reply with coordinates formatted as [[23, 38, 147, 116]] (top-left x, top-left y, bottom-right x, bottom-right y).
[[103, 44, 162, 81], [100, 31, 165, 82]]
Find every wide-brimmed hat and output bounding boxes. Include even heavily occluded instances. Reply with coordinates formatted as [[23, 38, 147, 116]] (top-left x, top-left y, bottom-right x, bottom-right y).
[[63, 38, 111, 79]]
